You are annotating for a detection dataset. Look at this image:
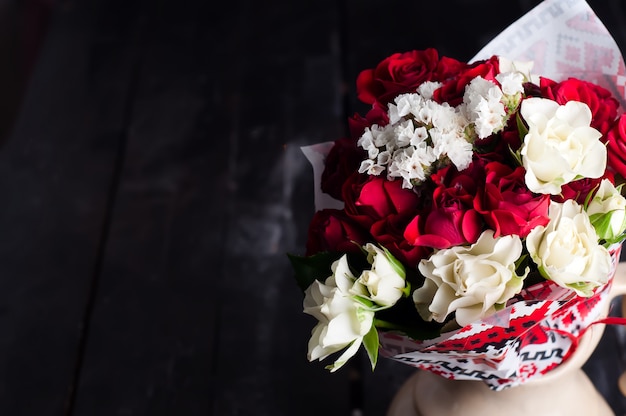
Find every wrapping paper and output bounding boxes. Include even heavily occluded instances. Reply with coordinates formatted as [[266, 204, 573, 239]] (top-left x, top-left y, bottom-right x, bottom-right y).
[[378, 244, 621, 390], [472, 0, 626, 109]]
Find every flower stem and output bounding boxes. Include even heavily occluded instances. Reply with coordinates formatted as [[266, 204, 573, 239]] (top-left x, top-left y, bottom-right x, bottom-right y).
[[374, 318, 405, 331]]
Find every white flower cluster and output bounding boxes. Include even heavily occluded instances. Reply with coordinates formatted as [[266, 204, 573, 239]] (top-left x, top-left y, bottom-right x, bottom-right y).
[[357, 73, 525, 189], [463, 72, 524, 139], [303, 244, 408, 371]]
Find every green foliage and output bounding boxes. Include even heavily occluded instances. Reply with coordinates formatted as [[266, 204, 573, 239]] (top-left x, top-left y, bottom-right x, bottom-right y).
[[362, 325, 379, 371], [286, 251, 341, 292], [374, 296, 443, 341], [589, 211, 626, 247]]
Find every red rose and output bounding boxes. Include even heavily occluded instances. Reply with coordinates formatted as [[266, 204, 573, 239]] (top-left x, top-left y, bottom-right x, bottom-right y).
[[433, 56, 469, 82], [475, 162, 550, 238], [474, 117, 523, 163], [321, 104, 390, 201], [343, 174, 420, 228], [498, 121, 524, 155], [604, 115, 626, 180], [554, 176, 610, 205], [433, 55, 499, 107], [356, 48, 442, 105], [305, 209, 369, 256], [347, 102, 390, 138], [320, 137, 365, 201], [370, 213, 432, 269], [540, 77, 619, 135], [404, 166, 483, 249]]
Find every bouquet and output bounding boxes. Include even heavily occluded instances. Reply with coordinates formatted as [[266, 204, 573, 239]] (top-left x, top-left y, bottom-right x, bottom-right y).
[[289, 0, 626, 390]]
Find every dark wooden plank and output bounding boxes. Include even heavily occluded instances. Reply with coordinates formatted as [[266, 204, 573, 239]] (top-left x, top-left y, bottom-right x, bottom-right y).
[[9, 0, 625, 415], [209, 3, 353, 413], [0, 0, 26, 145], [0, 0, 142, 414], [70, 2, 222, 412], [70, 0, 350, 415]]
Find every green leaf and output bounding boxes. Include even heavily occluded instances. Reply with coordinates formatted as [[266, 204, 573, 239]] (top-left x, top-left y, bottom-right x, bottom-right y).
[[516, 111, 528, 138], [602, 231, 626, 247], [352, 294, 377, 309], [362, 325, 379, 371], [286, 252, 341, 292], [373, 297, 444, 341], [401, 280, 412, 298], [508, 112, 528, 166], [381, 246, 406, 279], [582, 182, 601, 209]]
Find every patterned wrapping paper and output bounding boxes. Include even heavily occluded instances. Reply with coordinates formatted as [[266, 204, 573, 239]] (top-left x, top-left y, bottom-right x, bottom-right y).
[[378, 244, 622, 390], [302, 0, 626, 390], [472, 0, 626, 110]]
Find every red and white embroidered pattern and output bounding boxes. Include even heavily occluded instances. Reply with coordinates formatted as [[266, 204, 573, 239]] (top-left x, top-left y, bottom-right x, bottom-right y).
[[378, 245, 621, 390], [472, 0, 626, 109]]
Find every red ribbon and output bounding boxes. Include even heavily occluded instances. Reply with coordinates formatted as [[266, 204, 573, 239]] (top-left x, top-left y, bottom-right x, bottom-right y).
[[547, 315, 626, 364]]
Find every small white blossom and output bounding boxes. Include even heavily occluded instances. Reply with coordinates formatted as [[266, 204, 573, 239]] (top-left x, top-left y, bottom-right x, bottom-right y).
[[358, 159, 385, 176], [413, 100, 437, 125], [391, 93, 424, 123], [365, 145, 379, 160], [357, 128, 376, 152], [498, 56, 539, 84], [464, 76, 498, 106], [410, 126, 429, 146], [429, 129, 445, 158], [446, 135, 474, 171], [392, 95, 416, 120], [377, 150, 392, 166], [373, 124, 393, 148], [474, 98, 507, 138], [430, 129, 473, 171], [417, 81, 442, 100], [395, 120, 417, 147], [463, 76, 507, 138], [388, 145, 435, 188], [431, 103, 461, 133], [496, 71, 525, 96], [405, 150, 429, 180]]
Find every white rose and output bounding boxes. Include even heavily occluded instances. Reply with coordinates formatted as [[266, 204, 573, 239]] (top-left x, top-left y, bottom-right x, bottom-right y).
[[526, 200, 612, 297], [351, 243, 407, 307], [519, 98, 606, 195], [303, 255, 374, 372], [586, 179, 626, 242], [413, 230, 527, 327]]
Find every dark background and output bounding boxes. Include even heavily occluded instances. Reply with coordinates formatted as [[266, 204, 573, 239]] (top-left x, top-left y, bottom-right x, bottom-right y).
[[0, 0, 625, 415]]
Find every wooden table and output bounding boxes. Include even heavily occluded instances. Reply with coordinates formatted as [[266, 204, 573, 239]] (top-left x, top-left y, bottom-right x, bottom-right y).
[[0, 0, 625, 414]]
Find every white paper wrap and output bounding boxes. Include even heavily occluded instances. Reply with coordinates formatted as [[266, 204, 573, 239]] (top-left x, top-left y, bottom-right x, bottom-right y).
[[472, 0, 626, 109]]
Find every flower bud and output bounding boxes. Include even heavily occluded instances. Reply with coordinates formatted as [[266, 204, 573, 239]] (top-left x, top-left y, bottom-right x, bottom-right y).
[[586, 179, 626, 243]]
